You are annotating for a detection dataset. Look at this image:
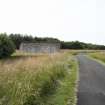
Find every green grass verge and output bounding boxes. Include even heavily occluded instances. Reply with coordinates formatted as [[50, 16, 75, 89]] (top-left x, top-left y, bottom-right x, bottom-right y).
[[89, 52, 105, 63], [46, 58, 78, 105]]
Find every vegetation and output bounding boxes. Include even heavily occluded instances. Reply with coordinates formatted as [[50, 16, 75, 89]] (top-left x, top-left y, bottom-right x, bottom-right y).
[[61, 41, 105, 50], [0, 33, 103, 50], [0, 33, 15, 58], [9, 34, 60, 49], [0, 51, 78, 105], [46, 58, 78, 105], [89, 52, 105, 63]]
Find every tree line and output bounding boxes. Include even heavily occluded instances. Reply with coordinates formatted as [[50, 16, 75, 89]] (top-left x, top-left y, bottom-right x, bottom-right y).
[[9, 33, 105, 50], [9, 33, 60, 49], [61, 41, 105, 50], [0, 33, 105, 58]]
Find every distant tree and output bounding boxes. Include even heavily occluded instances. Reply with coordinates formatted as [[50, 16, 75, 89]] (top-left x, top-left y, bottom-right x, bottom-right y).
[[70, 41, 84, 49], [61, 41, 105, 50], [9, 34, 23, 49], [0, 33, 15, 58], [61, 41, 86, 49], [23, 35, 34, 42]]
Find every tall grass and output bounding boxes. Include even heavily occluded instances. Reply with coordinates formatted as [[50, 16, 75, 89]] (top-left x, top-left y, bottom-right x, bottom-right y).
[[46, 58, 78, 105], [0, 51, 78, 105], [89, 52, 105, 63]]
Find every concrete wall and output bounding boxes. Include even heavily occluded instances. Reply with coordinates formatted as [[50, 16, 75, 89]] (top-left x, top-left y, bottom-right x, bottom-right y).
[[20, 43, 60, 53]]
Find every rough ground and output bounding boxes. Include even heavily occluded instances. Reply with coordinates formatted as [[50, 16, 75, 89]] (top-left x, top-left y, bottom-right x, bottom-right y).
[[77, 54, 105, 105]]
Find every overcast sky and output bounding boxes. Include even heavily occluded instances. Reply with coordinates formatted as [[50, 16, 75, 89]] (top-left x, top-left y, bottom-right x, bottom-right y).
[[0, 0, 105, 45]]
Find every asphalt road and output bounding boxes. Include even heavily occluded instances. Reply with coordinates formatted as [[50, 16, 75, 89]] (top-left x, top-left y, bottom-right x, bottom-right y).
[[77, 54, 105, 105]]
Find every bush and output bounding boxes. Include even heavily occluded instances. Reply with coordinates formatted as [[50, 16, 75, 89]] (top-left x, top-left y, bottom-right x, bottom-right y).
[[0, 33, 15, 58]]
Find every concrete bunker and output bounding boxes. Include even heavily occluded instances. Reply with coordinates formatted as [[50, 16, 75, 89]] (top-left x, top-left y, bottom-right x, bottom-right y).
[[20, 43, 60, 53]]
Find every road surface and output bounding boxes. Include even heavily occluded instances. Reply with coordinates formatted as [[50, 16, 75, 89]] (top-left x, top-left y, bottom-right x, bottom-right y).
[[77, 55, 105, 105]]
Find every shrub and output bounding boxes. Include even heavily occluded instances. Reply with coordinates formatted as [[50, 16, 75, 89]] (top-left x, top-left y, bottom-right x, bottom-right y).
[[0, 33, 15, 58]]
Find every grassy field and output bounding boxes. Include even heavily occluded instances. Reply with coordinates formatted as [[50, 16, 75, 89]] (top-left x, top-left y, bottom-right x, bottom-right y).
[[89, 51, 105, 63], [0, 51, 78, 105]]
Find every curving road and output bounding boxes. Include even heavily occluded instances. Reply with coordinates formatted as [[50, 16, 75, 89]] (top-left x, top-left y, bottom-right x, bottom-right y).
[[77, 54, 105, 105]]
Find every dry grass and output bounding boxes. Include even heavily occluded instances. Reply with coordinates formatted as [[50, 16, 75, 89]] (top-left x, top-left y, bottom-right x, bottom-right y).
[[89, 51, 105, 62], [0, 51, 78, 105]]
